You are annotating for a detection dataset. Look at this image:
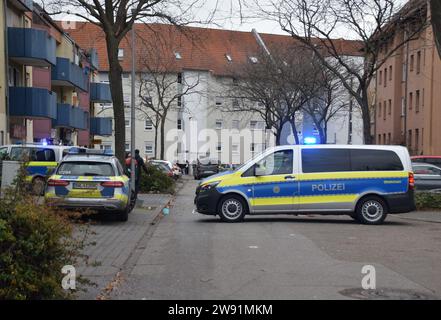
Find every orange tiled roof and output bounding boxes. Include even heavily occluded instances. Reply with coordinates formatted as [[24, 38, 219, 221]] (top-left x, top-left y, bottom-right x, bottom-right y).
[[61, 22, 363, 76]]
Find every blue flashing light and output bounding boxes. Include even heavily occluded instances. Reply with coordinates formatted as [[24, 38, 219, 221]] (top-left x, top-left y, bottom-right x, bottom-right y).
[[304, 137, 317, 145], [41, 139, 48, 146], [103, 149, 114, 156]]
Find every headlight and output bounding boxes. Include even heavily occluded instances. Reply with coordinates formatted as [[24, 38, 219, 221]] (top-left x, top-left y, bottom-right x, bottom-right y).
[[200, 181, 220, 192]]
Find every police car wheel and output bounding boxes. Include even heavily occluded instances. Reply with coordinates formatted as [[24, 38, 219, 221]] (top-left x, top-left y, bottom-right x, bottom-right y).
[[218, 195, 246, 222], [356, 196, 387, 225]]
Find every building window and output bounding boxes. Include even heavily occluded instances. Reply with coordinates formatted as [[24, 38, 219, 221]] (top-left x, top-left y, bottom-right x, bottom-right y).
[[415, 129, 419, 154], [408, 130, 412, 148], [378, 102, 382, 118], [389, 66, 392, 81], [402, 62, 406, 82], [409, 92, 413, 110], [388, 99, 392, 115], [118, 48, 124, 60], [177, 119, 183, 130], [232, 98, 240, 110], [215, 120, 223, 130], [144, 142, 154, 155], [250, 120, 264, 130], [401, 97, 405, 116], [410, 54, 414, 72], [388, 133, 391, 144], [232, 144, 239, 154], [383, 101, 386, 119], [174, 52, 182, 60], [177, 73, 182, 84], [383, 133, 386, 145], [422, 88, 425, 107], [125, 118, 130, 127], [384, 68, 387, 87], [145, 119, 153, 131], [379, 70, 382, 85], [216, 143, 222, 151], [417, 51, 421, 74], [232, 120, 239, 130], [416, 90, 420, 112], [215, 97, 223, 106], [124, 95, 130, 107], [378, 134, 382, 144], [125, 143, 130, 152], [177, 96, 182, 108]]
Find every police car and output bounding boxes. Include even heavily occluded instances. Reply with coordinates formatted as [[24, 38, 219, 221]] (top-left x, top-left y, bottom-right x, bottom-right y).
[[0, 144, 87, 195], [194, 145, 416, 225], [44, 148, 135, 221]]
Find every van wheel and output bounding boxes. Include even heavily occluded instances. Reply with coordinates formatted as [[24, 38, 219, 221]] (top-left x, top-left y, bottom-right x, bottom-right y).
[[218, 195, 247, 222], [32, 177, 46, 196], [355, 196, 387, 225]]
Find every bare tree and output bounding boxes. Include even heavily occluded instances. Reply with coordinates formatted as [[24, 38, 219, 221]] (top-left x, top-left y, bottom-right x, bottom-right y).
[[301, 66, 350, 144], [137, 33, 200, 160], [251, 0, 428, 144], [40, 0, 207, 162], [225, 45, 318, 145]]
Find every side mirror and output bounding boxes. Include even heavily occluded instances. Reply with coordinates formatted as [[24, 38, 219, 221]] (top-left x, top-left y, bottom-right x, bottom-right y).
[[255, 163, 266, 176]]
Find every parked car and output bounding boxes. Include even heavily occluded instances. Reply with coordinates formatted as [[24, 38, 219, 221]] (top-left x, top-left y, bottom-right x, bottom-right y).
[[195, 145, 415, 225], [149, 160, 181, 179], [411, 162, 441, 191], [193, 158, 220, 180], [410, 156, 441, 167], [45, 148, 136, 221]]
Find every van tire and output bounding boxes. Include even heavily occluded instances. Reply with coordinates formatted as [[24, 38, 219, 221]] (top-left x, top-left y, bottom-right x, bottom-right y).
[[355, 196, 388, 225], [218, 195, 247, 223]]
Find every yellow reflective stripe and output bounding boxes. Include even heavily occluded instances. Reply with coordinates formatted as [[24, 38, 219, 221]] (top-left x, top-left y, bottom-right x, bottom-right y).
[[296, 171, 408, 181], [251, 197, 294, 206], [219, 174, 287, 187], [114, 193, 128, 203], [297, 194, 358, 204], [27, 161, 57, 167]]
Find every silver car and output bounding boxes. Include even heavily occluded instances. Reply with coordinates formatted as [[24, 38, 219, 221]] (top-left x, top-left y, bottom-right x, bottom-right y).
[[412, 162, 441, 192]]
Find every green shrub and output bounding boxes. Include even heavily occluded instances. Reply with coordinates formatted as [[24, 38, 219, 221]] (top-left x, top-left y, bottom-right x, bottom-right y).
[[139, 165, 175, 194], [415, 191, 441, 210], [0, 165, 91, 299]]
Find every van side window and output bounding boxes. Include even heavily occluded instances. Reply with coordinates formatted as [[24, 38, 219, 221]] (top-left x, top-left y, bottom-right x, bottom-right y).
[[10, 147, 31, 160], [302, 149, 351, 173], [351, 149, 403, 171], [33, 149, 56, 162], [255, 150, 293, 176]]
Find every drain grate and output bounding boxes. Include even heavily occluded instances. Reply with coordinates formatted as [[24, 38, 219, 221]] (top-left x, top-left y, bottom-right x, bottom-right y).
[[339, 288, 438, 300]]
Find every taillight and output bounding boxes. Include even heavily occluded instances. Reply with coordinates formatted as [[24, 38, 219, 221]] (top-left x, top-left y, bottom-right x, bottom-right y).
[[47, 179, 69, 187], [408, 172, 415, 190], [101, 181, 124, 188]]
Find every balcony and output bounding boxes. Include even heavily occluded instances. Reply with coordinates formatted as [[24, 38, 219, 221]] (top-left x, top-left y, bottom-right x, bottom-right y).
[[90, 83, 112, 103], [52, 104, 87, 130], [8, 27, 56, 67], [51, 57, 88, 92], [9, 0, 33, 11], [90, 117, 112, 136], [9, 87, 57, 119]]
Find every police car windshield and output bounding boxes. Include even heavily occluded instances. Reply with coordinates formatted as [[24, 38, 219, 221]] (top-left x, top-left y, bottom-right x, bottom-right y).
[[57, 162, 115, 176]]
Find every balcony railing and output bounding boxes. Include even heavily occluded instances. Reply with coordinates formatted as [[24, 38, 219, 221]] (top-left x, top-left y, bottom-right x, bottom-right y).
[[52, 104, 88, 130], [51, 57, 88, 92], [8, 27, 56, 67], [9, 87, 57, 119], [90, 83, 112, 103], [90, 117, 112, 136]]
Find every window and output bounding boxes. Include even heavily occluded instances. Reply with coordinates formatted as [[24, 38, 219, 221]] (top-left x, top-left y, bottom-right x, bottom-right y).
[[118, 48, 124, 60], [177, 96, 182, 108], [413, 165, 441, 175], [57, 162, 115, 176], [225, 54, 232, 62], [408, 130, 412, 148], [124, 95, 130, 107], [409, 92, 413, 110], [232, 120, 239, 130], [125, 143, 130, 152], [144, 142, 154, 155], [389, 66, 392, 81], [232, 98, 240, 110], [383, 101, 386, 119], [101, 144, 112, 151], [125, 118, 130, 127], [416, 90, 420, 112], [417, 51, 421, 74], [379, 70, 382, 85], [378, 102, 382, 118], [216, 143, 222, 151], [401, 97, 405, 116], [215, 97, 223, 106], [302, 149, 351, 173], [402, 62, 406, 82], [232, 144, 239, 154], [254, 150, 293, 176], [388, 133, 391, 144], [350, 149, 403, 171], [378, 134, 382, 144], [145, 119, 153, 131], [215, 120, 223, 130], [384, 68, 387, 87], [177, 119, 183, 130], [250, 120, 264, 130], [177, 73, 182, 84], [388, 99, 392, 115], [32, 148, 55, 162], [422, 89, 425, 107], [415, 129, 419, 153], [410, 54, 414, 71]]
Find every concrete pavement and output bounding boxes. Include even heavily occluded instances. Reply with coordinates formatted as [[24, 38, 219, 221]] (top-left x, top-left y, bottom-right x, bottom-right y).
[[105, 178, 441, 300]]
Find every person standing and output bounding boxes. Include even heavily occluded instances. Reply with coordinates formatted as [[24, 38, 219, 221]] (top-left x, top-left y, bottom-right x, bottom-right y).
[[134, 149, 148, 195], [185, 160, 190, 175]]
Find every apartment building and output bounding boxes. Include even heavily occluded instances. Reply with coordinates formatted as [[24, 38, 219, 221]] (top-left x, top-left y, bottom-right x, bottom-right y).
[[374, 0, 441, 156], [0, 1, 111, 146], [65, 22, 363, 164]]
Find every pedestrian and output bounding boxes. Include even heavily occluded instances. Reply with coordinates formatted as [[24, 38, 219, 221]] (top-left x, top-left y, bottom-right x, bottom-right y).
[[185, 160, 190, 175], [134, 149, 148, 196]]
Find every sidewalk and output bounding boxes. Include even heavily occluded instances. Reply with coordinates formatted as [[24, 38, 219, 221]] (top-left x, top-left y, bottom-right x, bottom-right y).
[[75, 192, 174, 299], [397, 210, 441, 223]]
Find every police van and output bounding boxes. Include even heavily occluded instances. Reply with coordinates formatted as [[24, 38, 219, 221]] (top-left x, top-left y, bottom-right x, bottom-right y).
[[0, 144, 86, 194], [194, 145, 415, 225]]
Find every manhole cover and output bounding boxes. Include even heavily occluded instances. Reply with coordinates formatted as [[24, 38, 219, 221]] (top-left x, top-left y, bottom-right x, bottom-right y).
[[339, 288, 437, 300]]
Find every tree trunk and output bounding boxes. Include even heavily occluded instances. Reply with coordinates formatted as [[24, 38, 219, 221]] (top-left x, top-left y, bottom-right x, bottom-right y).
[[275, 128, 282, 146], [106, 35, 126, 163], [160, 115, 167, 159], [360, 88, 374, 144], [154, 125, 159, 159], [290, 117, 300, 145]]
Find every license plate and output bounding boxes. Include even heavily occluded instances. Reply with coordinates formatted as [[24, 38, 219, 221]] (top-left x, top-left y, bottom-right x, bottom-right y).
[[73, 182, 97, 189]]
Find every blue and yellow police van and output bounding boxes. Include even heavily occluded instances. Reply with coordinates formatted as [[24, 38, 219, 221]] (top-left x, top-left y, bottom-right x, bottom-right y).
[[0, 144, 86, 194], [194, 145, 415, 225]]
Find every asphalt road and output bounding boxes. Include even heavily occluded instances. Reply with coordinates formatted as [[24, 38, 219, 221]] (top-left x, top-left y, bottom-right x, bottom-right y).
[[110, 177, 441, 300]]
